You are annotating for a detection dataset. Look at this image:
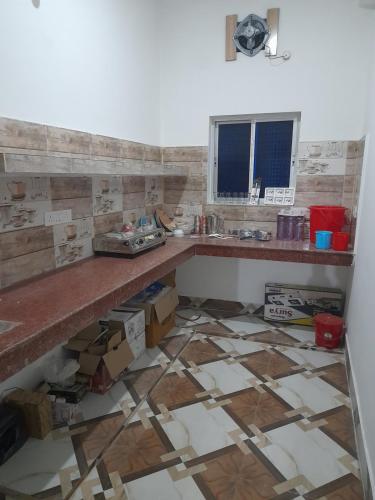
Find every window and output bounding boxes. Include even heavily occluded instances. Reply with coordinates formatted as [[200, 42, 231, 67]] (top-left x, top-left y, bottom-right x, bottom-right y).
[[208, 113, 300, 203]]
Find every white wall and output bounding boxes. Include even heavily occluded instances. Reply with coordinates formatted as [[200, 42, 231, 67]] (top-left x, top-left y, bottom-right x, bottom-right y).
[[177, 257, 349, 304], [346, 14, 375, 489], [0, 0, 160, 145], [159, 0, 373, 146]]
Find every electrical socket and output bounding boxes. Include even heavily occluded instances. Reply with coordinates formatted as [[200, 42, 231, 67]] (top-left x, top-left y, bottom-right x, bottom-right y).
[[44, 209, 72, 226]]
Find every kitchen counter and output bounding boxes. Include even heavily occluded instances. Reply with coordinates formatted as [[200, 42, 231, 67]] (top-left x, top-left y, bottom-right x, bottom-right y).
[[0, 236, 353, 381]]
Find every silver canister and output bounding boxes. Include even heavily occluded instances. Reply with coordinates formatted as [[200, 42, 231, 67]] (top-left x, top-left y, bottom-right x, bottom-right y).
[[193, 215, 200, 234], [207, 214, 217, 235]]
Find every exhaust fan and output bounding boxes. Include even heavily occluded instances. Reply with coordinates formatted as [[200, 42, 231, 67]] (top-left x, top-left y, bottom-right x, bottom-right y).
[[226, 8, 291, 62], [233, 14, 270, 57]]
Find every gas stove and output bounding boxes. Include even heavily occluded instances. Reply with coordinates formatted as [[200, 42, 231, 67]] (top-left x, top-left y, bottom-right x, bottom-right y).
[[93, 228, 167, 257]]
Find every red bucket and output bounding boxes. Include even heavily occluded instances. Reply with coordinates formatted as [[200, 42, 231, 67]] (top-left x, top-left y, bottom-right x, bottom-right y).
[[309, 206, 346, 243], [314, 313, 344, 349]]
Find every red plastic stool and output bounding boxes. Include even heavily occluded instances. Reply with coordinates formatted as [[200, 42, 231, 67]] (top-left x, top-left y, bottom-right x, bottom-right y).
[[314, 313, 344, 349]]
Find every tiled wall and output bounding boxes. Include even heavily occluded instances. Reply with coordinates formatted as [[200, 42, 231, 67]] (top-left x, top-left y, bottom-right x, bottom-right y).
[[0, 174, 164, 288], [162, 140, 365, 236], [0, 116, 365, 289]]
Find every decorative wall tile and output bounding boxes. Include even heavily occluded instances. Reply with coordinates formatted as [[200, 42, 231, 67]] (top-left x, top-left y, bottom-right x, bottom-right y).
[[52, 198, 92, 220], [47, 126, 91, 155], [144, 145, 161, 162], [121, 140, 145, 160], [51, 177, 92, 199], [123, 208, 145, 225], [0, 117, 47, 151], [296, 175, 344, 193], [55, 237, 93, 268], [162, 146, 206, 163], [123, 176, 145, 194], [298, 158, 346, 176], [0, 176, 50, 204], [164, 189, 204, 205], [91, 135, 122, 158], [3, 154, 73, 174], [123, 191, 146, 210], [53, 218, 94, 246], [298, 141, 347, 160], [164, 175, 206, 191], [145, 177, 164, 206], [347, 140, 365, 159], [0, 200, 51, 233], [92, 176, 122, 216], [163, 161, 203, 176], [294, 192, 342, 207], [0, 226, 54, 260], [0, 248, 55, 288], [94, 212, 123, 235]]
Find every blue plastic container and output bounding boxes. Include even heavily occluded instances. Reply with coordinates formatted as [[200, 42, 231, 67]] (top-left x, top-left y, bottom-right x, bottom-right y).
[[315, 230, 333, 250]]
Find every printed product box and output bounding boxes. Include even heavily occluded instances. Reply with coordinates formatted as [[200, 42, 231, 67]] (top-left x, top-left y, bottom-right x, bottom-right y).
[[264, 282, 344, 326], [101, 308, 146, 359]]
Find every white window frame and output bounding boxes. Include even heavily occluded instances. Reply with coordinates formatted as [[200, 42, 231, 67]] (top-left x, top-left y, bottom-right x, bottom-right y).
[[207, 112, 301, 205]]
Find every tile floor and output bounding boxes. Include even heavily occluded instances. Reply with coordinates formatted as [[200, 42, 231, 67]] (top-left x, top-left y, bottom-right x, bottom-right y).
[[0, 298, 364, 499]]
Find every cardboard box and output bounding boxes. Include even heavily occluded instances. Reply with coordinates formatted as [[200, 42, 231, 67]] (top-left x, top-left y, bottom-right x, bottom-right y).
[[100, 308, 146, 360], [65, 321, 134, 394], [127, 286, 179, 347], [264, 283, 344, 326], [5, 389, 52, 439]]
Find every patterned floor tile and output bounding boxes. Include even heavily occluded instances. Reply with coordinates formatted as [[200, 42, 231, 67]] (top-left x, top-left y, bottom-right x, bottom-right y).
[[159, 402, 239, 458], [160, 332, 193, 359], [102, 420, 172, 481], [220, 316, 272, 336], [124, 365, 165, 402], [123, 468, 205, 499], [242, 349, 297, 380], [271, 373, 345, 415], [195, 321, 235, 336], [321, 363, 349, 395], [178, 337, 225, 365], [176, 309, 215, 328], [257, 423, 353, 494], [148, 371, 203, 410], [200, 298, 244, 312], [275, 346, 344, 370], [304, 473, 364, 499], [196, 445, 283, 499], [0, 432, 79, 495], [0, 299, 363, 500], [76, 413, 125, 467], [209, 336, 265, 357], [190, 359, 260, 396], [245, 329, 299, 346], [224, 387, 292, 432], [77, 381, 136, 423], [318, 406, 357, 457]]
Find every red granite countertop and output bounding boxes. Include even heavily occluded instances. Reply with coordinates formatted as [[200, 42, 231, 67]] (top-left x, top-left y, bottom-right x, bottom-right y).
[[0, 237, 353, 381]]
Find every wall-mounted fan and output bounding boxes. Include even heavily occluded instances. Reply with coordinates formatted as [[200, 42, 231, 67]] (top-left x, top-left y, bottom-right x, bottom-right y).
[[233, 14, 270, 57]]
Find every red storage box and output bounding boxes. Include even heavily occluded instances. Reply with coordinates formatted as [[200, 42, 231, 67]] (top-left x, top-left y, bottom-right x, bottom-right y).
[[314, 313, 344, 349], [309, 206, 346, 243]]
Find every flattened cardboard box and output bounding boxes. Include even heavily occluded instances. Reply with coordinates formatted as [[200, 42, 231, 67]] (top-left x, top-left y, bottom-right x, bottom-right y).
[[264, 282, 344, 326]]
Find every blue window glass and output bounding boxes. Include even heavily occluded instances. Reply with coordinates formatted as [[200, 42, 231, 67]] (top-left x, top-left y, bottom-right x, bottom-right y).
[[217, 123, 251, 197], [253, 120, 293, 197]]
